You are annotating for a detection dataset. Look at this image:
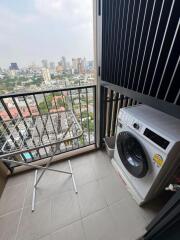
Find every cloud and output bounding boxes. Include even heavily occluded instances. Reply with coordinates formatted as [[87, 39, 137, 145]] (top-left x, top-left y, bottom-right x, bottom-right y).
[[0, 0, 93, 68], [34, 0, 63, 17], [34, 0, 92, 24]]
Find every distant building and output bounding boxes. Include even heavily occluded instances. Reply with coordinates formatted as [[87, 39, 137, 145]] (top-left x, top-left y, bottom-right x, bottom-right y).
[[9, 63, 19, 70], [83, 57, 87, 71], [49, 62, 55, 74], [56, 62, 64, 73], [72, 58, 86, 74], [27, 63, 40, 73], [9, 63, 19, 77], [56, 65, 64, 74], [77, 58, 81, 74], [42, 59, 48, 68], [86, 60, 94, 72], [72, 58, 78, 73], [42, 68, 51, 83], [87, 60, 94, 69], [61, 56, 66, 71], [77, 58, 85, 74], [49, 62, 55, 70]]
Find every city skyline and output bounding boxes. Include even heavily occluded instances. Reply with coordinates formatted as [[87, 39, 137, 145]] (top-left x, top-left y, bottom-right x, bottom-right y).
[[0, 56, 94, 70], [0, 55, 95, 95], [0, 0, 94, 68]]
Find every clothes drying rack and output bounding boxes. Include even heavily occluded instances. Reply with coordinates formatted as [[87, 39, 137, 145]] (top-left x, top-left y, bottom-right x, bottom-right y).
[[0, 110, 83, 212]]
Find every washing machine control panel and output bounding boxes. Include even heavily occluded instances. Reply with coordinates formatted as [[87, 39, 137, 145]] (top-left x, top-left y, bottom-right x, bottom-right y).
[[133, 122, 140, 130], [119, 110, 171, 152], [119, 112, 142, 131]]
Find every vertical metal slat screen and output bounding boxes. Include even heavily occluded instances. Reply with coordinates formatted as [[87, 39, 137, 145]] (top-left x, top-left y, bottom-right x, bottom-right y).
[[101, 0, 180, 106]]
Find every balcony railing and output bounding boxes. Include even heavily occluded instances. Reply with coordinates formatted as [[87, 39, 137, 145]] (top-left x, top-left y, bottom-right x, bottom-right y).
[[100, 87, 139, 142], [0, 85, 96, 171]]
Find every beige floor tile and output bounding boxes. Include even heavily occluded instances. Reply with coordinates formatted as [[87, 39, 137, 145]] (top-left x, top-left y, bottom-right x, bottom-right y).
[[70, 154, 94, 170], [0, 210, 21, 240], [0, 183, 27, 215], [52, 220, 85, 240], [50, 160, 70, 171], [99, 174, 131, 205], [51, 190, 81, 231], [109, 199, 147, 240], [93, 159, 117, 179], [78, 181, 107, 217], [91, 150, 111, 164], [38, 235, 52, 240], [24, 170, 73, 207], [6, 171, 32, 188], [17, 200, 52, 240], [82, 208, 119, 240], [73, 162, 96, 187]]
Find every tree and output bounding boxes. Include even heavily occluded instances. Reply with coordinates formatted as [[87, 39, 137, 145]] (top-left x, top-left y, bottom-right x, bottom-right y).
[[38, 101, 48, 114]]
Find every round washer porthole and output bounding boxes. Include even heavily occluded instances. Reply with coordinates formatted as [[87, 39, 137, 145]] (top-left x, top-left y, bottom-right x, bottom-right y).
[[117, 131, 148, 178]]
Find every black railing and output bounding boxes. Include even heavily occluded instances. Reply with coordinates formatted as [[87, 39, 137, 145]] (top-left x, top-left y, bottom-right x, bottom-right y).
[[100, 86, 138, 141], [0, 85, 96, 170]]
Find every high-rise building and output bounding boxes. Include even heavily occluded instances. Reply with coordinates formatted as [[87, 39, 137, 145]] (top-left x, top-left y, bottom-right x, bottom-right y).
[[77, 58, 81, 74], [87, 60, 94, 69], [72, 58, 86, 74], [72, 58, 78, 73], [56, 61, 64, 73], [9, 63, 19, 77], [77, 58, 85, 74], [56, 64, 64, 73], [86, 60, 94, 73], [83, 57, 86, 72], [42, 68, 51, 83], [61, 56, 66, 71], [49, 62, 55, 70], [42, 59, 48, 68], [9, 63, 19, 70]]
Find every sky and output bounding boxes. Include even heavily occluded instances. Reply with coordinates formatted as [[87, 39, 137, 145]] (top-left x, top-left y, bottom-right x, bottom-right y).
[[0, 0, 94, 68]]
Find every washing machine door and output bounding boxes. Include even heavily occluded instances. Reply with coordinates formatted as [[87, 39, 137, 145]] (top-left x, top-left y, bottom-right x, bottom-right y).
[[117, 131, 148, 178]]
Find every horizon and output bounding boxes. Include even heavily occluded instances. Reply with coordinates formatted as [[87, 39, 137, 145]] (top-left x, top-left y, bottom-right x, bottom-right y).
[[0, 0, 94, 69], [1, 56, 94, 70]]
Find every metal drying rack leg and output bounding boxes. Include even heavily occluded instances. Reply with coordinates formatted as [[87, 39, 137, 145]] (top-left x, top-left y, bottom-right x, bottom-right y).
[[31, 145, 78, 212], [1, 111, 82, 213], [68, 160, 78, 193]]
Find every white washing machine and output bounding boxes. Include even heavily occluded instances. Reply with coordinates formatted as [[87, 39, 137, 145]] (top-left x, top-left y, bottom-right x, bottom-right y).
[[112, 104, 180, 205]]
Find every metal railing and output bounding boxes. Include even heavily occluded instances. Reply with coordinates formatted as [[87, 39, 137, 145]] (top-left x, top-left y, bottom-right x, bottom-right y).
[[100, 87, 139, 141], [0, 85, 96, 171]]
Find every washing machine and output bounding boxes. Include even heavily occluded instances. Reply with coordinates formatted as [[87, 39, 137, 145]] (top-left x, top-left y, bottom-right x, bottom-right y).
[[112, 104, 180, 205]]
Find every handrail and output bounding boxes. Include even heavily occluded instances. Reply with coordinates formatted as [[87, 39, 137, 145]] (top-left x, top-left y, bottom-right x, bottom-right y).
[[0, 84, 96, 99]]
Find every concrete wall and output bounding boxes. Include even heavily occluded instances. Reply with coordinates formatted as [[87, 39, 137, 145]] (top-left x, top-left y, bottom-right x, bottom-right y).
[[0, 162, 9, 197]]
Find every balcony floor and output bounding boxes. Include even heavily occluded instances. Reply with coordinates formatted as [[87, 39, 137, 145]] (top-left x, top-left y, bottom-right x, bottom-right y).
[[0, 150, 163, 240]]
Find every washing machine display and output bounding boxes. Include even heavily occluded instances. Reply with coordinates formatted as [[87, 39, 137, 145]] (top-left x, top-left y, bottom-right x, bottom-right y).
[[143, 128, 169, 150]]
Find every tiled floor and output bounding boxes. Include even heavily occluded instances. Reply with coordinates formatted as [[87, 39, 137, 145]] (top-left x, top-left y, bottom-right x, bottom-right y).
[[0, 150, 162, 240]]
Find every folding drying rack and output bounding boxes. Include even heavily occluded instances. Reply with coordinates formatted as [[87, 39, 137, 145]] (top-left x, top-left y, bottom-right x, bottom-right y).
[[0, 110, 83, 211]]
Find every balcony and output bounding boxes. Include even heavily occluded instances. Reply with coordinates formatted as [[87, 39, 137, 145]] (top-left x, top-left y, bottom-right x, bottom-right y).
[[0, 85, 166, 240], [0, 0, 179, 237]]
